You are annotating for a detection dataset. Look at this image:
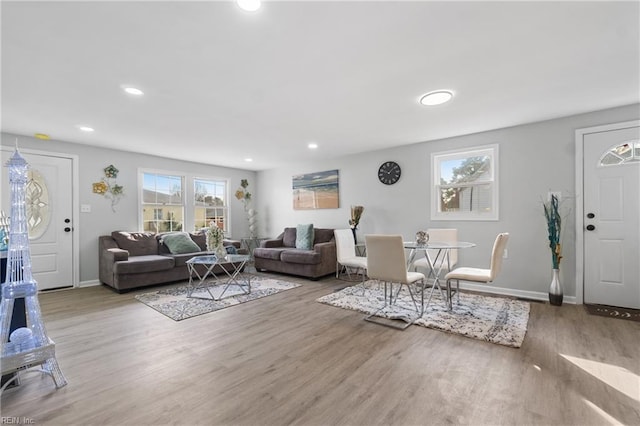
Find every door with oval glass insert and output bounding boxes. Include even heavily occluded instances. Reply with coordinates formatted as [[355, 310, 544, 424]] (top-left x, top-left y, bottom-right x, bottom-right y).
[[583, 124, 640, 309], [1, 149, 74, 290]]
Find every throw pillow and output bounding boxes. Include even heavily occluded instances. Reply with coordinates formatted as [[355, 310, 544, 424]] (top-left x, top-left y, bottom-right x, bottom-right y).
[[295, 224, 314, 250], [225, 245, 238, 254], [161, 232, 201, 254]]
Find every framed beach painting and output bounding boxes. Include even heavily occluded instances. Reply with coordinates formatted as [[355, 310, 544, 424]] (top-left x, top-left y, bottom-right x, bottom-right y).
[[292, 169, 339, 210]]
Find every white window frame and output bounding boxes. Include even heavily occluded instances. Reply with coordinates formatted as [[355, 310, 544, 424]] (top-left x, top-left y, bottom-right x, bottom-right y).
[[138, 169, 230, 234], [192, 176, 230, 234], [431, 144, 499, 221], [139, 170, 185, 233]]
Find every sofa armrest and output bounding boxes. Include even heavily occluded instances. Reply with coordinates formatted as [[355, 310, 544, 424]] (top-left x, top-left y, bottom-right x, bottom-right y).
[[106, 248, 129, 262], [261, 238, 284, 248], [313, 241, 336, 256]]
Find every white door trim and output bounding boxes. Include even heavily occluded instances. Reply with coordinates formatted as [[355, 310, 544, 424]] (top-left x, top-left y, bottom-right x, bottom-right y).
[[574, 119, 640, 305], [0, 146, 80, 288]]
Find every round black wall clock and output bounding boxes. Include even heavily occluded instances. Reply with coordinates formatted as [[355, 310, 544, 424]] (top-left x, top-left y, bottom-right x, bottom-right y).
[[378, 161, 401, 185]]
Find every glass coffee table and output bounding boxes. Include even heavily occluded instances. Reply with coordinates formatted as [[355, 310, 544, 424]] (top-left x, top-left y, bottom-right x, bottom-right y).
[[185, 254, 251, 301]]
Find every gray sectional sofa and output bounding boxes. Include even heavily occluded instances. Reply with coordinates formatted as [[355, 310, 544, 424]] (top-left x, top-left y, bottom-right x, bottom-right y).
[[99, 231, 244, 292], [253, 227, 336, 280]]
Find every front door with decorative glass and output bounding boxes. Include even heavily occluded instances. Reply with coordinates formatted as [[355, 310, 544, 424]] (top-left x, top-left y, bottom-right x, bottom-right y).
[[582, 123, 640, 309], [1, 149, 74, 290]]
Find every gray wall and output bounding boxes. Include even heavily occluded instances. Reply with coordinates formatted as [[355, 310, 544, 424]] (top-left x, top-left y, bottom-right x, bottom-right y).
[[0, 134, 256, 284], [3, 103, 638, 295], [256, 103, 640, 301]]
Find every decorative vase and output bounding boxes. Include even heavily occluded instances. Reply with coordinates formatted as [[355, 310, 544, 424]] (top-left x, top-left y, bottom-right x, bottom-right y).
[[351, 227, 357, 244], [247, 208, 257, 238], [549, 268, 563, 306], [215, 244, 227, 260]]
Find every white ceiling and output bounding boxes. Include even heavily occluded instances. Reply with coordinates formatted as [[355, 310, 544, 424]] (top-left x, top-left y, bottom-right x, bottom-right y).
[[2, 1, 639, 171]]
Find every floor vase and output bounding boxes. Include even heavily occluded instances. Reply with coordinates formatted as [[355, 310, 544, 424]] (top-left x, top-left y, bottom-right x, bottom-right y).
[[549, 268, 563, 306]]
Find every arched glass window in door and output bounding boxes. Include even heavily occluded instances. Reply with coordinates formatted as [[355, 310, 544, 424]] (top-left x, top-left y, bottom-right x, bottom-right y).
[[599, 140, 640, 166], [26, 168, 51, 239]]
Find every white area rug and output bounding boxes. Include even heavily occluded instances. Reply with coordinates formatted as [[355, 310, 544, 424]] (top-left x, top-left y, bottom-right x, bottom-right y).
[[317, 281, 530, 347], [135, 277, 301, 321]]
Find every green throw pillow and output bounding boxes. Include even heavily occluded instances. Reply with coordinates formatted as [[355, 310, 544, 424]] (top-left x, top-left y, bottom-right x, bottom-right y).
[[162, 232, 201, 254], [295, 224, 314, 250]]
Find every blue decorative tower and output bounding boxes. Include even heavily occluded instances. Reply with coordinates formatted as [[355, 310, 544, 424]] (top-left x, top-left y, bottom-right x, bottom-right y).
[[0, 148, 67, 392]]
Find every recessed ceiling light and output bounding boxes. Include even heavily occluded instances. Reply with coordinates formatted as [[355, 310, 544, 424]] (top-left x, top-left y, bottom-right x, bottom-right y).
[[76, 125, 94, 132], [308, 143, 318, 149], [237, 0, 261, 12], [244, 158, 253, 162], [121, 85, 144, 96], [419, 90, 454, 106]]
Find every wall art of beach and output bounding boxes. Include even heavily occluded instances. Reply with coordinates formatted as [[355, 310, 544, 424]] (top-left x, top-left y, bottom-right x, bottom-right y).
[[292, 169, 339, 210]]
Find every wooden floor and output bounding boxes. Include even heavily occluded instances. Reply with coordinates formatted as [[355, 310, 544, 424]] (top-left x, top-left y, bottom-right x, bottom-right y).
[[1, 273, 639, 426]]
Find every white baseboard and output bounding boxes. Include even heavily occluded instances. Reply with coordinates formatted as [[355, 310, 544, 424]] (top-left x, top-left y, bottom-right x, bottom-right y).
[[78, 279, 101, 288], [460, 282, 577, 304]]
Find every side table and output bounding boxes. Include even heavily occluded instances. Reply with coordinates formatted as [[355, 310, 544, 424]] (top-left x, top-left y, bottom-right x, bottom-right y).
[[240, 237, 268, 259], [1, 250, 27, 389]]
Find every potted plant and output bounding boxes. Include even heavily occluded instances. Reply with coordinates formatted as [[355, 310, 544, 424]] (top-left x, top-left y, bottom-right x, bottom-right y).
[[543, 194, 564, 306]]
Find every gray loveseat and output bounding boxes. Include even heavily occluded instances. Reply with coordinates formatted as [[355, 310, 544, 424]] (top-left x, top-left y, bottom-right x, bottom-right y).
[[253, 227, 336, 280], [99, 231, 244, 292]]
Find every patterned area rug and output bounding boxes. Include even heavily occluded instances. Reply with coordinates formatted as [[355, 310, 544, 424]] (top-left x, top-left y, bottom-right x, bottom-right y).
[[135, 277, 301, 321], [317, 281, 530, 348], [585, 304, 640, 322]]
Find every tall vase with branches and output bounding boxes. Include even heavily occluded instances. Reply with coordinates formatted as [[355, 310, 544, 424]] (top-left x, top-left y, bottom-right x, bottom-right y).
[[543, 194, 564, 306], [235, 179, 257, 238], [349, 205, 364, 243]]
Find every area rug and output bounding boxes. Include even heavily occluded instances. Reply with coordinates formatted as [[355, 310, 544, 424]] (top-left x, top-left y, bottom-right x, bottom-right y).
[[317, 282, 530, 348], [585, 304, 640, 322], [135, 277, 301, 321]]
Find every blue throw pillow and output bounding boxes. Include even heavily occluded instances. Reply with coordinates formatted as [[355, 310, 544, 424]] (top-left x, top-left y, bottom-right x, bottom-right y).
[[225, 245, 238, 254], [295, 224, 314, 250]]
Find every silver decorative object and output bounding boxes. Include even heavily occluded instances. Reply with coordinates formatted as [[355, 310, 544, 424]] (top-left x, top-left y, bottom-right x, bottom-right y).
[[416, 230, 429, 246], [0, 147, 67, 392]]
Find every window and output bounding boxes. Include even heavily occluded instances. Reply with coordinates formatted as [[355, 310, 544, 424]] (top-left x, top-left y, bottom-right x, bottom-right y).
[[599, 141, 640, 166], [141, 172, 184, 232], [431, 144, 499, 221], [194, 178, 228, 233], [139, 171, 229, 234]]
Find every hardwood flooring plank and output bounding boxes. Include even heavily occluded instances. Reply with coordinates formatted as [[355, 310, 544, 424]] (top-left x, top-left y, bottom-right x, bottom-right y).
[[1, 275, 639, 426]]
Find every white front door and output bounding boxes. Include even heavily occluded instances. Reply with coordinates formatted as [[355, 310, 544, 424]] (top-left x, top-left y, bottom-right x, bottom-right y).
[[1, 149, 74, 290], [583, 124, 640, 309]]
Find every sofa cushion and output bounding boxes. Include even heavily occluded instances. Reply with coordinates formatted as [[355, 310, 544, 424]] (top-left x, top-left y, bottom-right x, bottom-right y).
[[189, 231, 207, 251], [282, 227, 297, 247], [296, 224, 314, 250], [314, 228, 334, 244], [166, 252, 206, 267], [113, 255, 174, 274], [111, 231, 158, 256], [253, 247, 287, 261], [160, 232, 201, 254], [280, 249, 321, 265]]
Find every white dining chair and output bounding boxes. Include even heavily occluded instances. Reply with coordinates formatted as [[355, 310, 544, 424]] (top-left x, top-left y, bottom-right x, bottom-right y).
[[334, 229, 368, 292], [364, 234, 425, 329], [444, 232, 510, 310]]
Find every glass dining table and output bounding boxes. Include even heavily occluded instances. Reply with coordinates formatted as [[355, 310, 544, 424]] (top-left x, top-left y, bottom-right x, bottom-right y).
[[404, 240, 476, 310]]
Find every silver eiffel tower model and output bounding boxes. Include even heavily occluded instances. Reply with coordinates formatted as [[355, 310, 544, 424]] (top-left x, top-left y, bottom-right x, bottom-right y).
[[0, 147, 67, 392]]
